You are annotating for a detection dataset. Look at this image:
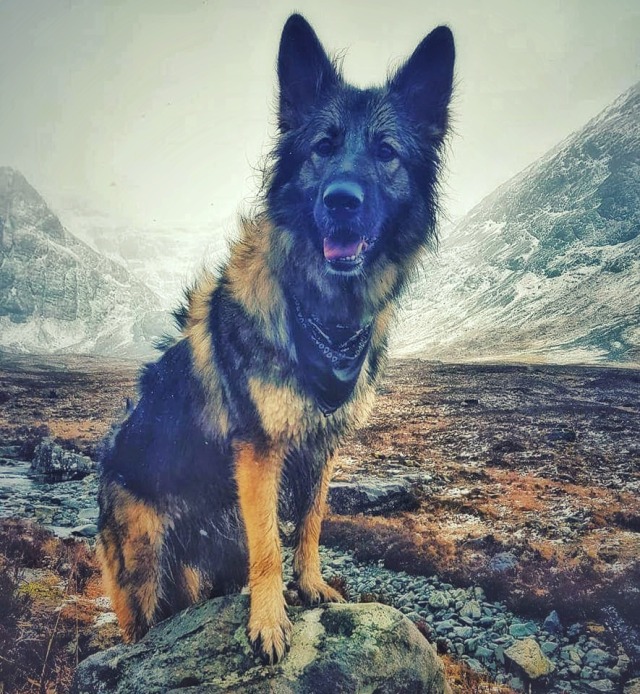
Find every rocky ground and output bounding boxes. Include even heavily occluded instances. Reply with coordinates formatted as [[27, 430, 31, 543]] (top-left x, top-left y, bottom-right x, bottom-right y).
[[0, 353, 638, 693]]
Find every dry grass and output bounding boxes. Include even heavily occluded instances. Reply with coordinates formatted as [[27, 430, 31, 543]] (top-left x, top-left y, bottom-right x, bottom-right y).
[[441, 656, 516, 694], [0, 519, 119, 694]]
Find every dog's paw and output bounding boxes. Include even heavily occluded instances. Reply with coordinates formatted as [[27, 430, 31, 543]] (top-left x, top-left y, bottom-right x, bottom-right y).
[[248, 611, 292, 665], [297, 574, 346, 606]]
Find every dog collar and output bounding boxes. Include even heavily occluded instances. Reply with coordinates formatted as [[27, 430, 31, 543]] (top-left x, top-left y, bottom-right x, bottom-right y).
[[289, 294, 372, 415]]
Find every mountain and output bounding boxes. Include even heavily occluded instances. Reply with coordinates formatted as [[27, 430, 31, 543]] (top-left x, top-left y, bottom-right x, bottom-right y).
[[0, 168, 171, 357], [53, 199, 231, 310], [394, 82, 640, 365]]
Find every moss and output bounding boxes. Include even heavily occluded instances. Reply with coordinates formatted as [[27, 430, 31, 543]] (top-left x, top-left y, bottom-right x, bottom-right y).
[[16, 578, 63, 603], [320, 607, 357, 637]]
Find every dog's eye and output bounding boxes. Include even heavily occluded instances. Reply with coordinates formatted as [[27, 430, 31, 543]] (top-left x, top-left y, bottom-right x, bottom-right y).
[[376, 142, 397, 162], [313, 138, 334, 157]]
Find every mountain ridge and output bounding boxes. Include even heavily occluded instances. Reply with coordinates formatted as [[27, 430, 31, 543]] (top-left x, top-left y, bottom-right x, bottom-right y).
[[394, 82, 640, 365], [0, 167, 170, 357]]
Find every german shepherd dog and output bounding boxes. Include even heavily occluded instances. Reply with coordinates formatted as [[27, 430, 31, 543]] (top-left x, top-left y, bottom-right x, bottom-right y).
[[97, 14, 454, 664]]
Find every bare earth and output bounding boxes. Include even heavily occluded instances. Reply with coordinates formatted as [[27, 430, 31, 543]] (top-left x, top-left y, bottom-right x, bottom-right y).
[[0, 353, 639, 682]]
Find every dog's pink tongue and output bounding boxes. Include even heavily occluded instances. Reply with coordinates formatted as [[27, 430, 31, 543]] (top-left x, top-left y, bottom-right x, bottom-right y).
[[323, 237, 365, 261]]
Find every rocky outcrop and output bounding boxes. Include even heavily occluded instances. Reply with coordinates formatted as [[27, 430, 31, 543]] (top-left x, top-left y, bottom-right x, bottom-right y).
[[30, 438, 95, 481], [0, 167, 169, 356], [71, 596, 451, 694], [329, 477, 419, 515]]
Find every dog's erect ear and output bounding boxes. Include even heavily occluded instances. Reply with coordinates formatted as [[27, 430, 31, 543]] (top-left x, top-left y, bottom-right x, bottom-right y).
[[277, 14, 339, 131], [390, 26, 455, 137]]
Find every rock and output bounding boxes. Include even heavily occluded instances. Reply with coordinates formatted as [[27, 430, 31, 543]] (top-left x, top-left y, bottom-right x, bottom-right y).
[[616, 654, 631, 675], [547, 428, 577, 443], [460, 600, 482, 620], [509, 621, 537, 638], [71, 596, 451, 694], [561, 645, 583, 665], [504, 638, 555, 680], [452, 626, 473, 640], [429, 591, 450, 610], [625, 678, 640, 694], [585, 648, 614, 667], [0, 444, 21, 459], [488, 552, 518, 574], [587, 680, 615, 692], [31, 438, 95, 481], [0, 167, 169, 357], [71, 523, 98, 538], [543, 609, 562, 634], [328, 477, 419, 515]]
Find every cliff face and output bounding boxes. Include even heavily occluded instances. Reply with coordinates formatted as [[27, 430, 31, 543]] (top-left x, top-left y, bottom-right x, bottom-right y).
[[395, 83, 640, 364], [0, 168, 169, 357]]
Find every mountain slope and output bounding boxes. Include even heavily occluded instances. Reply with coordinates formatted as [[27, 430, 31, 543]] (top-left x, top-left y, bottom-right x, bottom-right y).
[[0, 168, 170, 357], [395, 83, 640, 364], [54, 198, 231, 310]]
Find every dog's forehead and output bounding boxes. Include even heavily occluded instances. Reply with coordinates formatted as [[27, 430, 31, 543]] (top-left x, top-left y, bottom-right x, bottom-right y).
[[315, 87, 397, 134]]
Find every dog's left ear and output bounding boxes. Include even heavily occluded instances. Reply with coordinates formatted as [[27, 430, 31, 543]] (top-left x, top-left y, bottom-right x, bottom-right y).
[[390, 26, 455, 138], [277, 14, 339, 131]]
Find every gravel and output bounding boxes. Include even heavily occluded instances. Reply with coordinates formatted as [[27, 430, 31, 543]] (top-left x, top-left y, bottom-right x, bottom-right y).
[[303, 545, 630, 693], [0, 459, 631, 693]]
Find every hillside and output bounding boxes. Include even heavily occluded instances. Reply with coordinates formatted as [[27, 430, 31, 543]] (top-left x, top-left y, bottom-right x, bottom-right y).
[[0, 168, 170, 356], [395, 83, 640, 365]]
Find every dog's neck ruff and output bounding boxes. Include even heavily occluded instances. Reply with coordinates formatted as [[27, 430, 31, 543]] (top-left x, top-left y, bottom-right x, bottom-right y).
[[289, 294, 372, 416]]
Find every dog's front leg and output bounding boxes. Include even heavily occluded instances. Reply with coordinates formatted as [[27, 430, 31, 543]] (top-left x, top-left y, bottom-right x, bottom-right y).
[[293, 457, 345, 605], [234, 442, 291, 664]]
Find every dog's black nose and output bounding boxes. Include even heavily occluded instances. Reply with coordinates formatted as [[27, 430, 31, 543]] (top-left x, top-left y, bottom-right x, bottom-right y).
[[323, 181, 364, 214]]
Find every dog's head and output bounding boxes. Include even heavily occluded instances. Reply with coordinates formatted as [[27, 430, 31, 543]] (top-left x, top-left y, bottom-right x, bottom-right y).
[[266, 14, 454, 280]]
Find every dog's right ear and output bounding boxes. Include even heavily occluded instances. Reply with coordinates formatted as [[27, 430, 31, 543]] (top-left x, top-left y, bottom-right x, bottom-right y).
[[277, 14, 339, 131]]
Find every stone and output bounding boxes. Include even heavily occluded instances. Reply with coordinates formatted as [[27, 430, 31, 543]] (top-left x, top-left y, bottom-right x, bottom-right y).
[[509, 621, 537, 638], [429, 591, 451, 610], [71, 596, 451, 694], [328, 477, 419, 515], [543, 609, 562, 634], [452, 626, 473, 640], [488, 552, 518, 574], [585, 648, 614, 667], [504, 638, 555, 680], [616, 654, 631, 675], [435, 619, 457, 634], [31, 438, 95, 482], [460, 600, 482, 621], [463, 658, 484, 674], [547, 428, 577, 443], [587, 680, 615, 692], [625, 678, 640, 694], [71, 523, 99, 538], [561, 645, 583, 665], [474, 646, 493, 660]]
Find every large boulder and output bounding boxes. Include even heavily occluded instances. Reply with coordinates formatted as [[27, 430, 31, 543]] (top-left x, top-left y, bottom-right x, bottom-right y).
[[329, 477, 419, 515], [504, 637, 555, 681], [30, 438, 95, 481], [71, 596, 451, 693]]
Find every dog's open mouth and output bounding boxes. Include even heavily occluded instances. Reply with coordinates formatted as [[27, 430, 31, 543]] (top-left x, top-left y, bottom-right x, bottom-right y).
[[323, 236, 369, 271]]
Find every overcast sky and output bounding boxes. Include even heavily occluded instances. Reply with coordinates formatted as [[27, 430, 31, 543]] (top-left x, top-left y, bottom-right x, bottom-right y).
[[1, 0, 638, 229]]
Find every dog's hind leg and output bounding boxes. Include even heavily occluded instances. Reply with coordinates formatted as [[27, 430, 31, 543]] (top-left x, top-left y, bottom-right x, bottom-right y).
[[97, 483, 169, 642], [234, 442, 291, 664], [292, 457, 345, 605]]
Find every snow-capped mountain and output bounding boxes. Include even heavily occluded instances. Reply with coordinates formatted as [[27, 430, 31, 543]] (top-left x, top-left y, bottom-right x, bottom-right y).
[[0, 168, 171, 357], [53, 199, 231, 310], [394, 82, 640, 365]]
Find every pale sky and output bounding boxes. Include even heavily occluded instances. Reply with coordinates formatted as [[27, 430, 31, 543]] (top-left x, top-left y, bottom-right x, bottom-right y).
[[1, 0, 638, 229]]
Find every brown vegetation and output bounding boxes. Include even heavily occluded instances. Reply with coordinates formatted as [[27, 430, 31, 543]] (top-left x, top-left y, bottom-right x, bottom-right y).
[[0, 519, 120, 694]]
